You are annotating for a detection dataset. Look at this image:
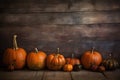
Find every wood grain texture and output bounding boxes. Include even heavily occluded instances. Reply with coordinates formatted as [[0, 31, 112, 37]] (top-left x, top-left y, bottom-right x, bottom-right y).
[[0, 0, 120, 66], [0, 70, 44, 80], [0, 11, 120, 25], [0, 70, 120, 80], [0, 69, 120, 80], [0, 0, 120, 13], [0, 24, 120, 60], [42, 71, 71, 80], [71, 71, 106, 80], [104, 69, 120, 80]]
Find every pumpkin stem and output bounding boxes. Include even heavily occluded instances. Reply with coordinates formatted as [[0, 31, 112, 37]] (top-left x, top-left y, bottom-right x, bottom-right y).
[[35, 48, 39, 53], [57, 48, 59, 54], [72, 53, 74, 59], [109, 53, 112, 57], [55, 54, 59, 58], [13, 35, 18, 50], [55, 48, 60, 58], [91, 47, 95, 54]]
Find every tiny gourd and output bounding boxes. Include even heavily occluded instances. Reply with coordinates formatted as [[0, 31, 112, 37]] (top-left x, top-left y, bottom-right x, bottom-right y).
[[98, 66, 105, 72], [63, 63, 73, 72]]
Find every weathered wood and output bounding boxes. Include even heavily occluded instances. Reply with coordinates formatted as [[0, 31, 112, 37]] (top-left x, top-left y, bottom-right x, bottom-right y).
[[0, 0, 69, 3], [0, 0, 120, 13], [0, 0, 120, 67], [0, 70, 120, 80], [71, 70, 106, 80], [0, 70, 44, 80], [0, 24, 120, 61], [0, 24, 120, 40], [104, 69, 120, 80], [0, 12, 120, 25], [43, 71, 71, 80]]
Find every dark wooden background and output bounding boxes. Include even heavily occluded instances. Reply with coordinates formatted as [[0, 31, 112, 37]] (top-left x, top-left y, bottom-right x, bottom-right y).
[[0, 0, 120, 67]]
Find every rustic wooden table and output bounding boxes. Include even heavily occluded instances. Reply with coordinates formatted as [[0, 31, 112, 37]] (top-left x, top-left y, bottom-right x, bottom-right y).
[[0, 69, 120, 80]]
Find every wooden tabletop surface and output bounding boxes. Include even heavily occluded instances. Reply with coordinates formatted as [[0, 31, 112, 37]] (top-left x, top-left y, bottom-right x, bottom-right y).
[[0, 69, 120, 80]]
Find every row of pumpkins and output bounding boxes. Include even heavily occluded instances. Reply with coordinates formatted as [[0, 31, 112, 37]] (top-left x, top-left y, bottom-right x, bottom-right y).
[[3, 35, 119, 72]]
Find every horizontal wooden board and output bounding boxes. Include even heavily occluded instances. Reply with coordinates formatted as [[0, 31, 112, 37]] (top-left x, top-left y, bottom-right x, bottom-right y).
[[0, 24, 120, 60], [43, 71, 71, 80], [0, 70, 44, 80], [0, 70, 120, 80], [104, 69, 120, 80], [0, 0, 120, 13], [71, 70, 106, 80], [0, 24, 120, 40], [0, 12, 120, 25]]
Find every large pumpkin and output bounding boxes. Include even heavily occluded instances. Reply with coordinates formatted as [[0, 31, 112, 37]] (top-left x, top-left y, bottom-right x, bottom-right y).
[[46, 48, 66, 70], [66, 54, 80, 66], [27, 48, 47, 70], [3, 35, 27, 69], [102, 54, 119, 70], [81, 48, 102, 69]]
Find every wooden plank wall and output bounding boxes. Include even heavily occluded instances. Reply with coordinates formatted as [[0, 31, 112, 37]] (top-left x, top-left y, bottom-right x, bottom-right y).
[[0, 0, 120, 66]]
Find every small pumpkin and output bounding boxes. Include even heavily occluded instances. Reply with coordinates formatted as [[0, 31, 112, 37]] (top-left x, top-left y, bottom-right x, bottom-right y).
[[46, 48, 66, 70], [27, 48, 47, 70], [81, 47, 102, 69], [73, 64, 82, 71], [66, 54, 80, 66], [3, 35, 27, 69], [102, 54, 119, 70], [98, 66, 105, 72], [63, 63, 73, 72]]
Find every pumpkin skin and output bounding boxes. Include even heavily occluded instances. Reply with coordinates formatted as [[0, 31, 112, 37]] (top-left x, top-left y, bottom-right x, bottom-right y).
[[63, 64, 73, 72], [3, 35, 27, 69], [98, 66, 105, 72], [66, 54, 80, 66], [27, 48, 47, 70], [66, 58, 80, 66], [102, 54, 119, 70], [81, 48, 102, 69], [46, 52, 66, 70]]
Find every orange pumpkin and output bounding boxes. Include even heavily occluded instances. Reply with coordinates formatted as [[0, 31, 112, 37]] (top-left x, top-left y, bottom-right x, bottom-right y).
[[66, 54, 80, 66], [81, 47, 102, 69], [27, 48, 47, 70], [98, 66, 105, 72], [63, 64, 73, 72], [46, 48, 66, 70], [3, 35, 27, 69]]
